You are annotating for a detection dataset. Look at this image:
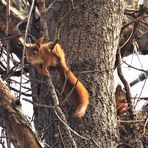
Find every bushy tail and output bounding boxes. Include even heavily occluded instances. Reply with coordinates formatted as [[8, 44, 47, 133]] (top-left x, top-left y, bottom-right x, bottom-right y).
[[60, 63, 89, 118], [53, 44, 89, 118]]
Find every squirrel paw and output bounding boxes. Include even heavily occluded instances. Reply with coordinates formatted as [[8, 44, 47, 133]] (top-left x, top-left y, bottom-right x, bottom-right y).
[[52, 44, 65, 63]]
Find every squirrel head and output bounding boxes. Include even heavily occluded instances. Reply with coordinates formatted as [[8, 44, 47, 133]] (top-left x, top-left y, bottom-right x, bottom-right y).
[[115, 85, 126, 102], [19, 37, 55, 63], [115, 85, 129, 115], [19, 37, 45, 62], [26, 37, 45, 62], [19, 37, 60, 65]]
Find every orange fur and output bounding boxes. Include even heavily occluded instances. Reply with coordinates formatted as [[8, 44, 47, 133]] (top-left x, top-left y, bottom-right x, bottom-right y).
[[115, 85, 129, 115], [19, 37, 58, 76], [21, 37, 89, 118], [53, 43, 89, 118]]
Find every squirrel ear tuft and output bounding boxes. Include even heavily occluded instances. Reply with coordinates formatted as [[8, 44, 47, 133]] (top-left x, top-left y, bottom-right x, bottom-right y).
[[48, 39, 58, 50], [35, 37, 44, 48], [116, 85, 122, 91]]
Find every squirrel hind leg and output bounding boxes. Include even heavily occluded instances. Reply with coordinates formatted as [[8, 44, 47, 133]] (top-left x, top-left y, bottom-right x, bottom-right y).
[[73, 104, 88, 118]]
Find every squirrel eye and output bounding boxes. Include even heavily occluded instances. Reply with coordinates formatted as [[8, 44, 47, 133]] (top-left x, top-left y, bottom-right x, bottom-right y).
[[33, 51, 37, 55]]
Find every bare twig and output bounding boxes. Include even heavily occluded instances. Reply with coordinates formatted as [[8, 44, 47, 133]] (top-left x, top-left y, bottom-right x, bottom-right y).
[[119, 5, 147, 57], [91, 138, 101, 148], [10, 87, 31, 97], [22, 98, 56, 108], [54, 109, 89, 141], [58, 126, 66, 148], [121, 15, 148, 34], [42, 142, 52, 148], [19, 0, 35, 101], [6, 0, 10, 86], [123, 61, 148, 73], [46, 76, 78, 147], [60, 69, 79, 105], [116, 50, 135, 120], [134, 79, 147, 110], [60, 70, 70, 95], [45, 0, 62, 13], [3, 62, 20, 81], [0, 61, 7, 70], [0, 34, 36, 42], [37, 0, 49, 39], [23, 96, 89, 142], [0, 34, 19, 41], [140, 20, 148, 28], [62, 79, 78, 104], [143, 118, 148, 135], [1, 0, 26, 20]]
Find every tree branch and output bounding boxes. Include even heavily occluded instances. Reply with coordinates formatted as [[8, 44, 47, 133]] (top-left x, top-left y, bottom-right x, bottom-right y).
[[0, 78, 42, 148], [116, 50, 135, 120]]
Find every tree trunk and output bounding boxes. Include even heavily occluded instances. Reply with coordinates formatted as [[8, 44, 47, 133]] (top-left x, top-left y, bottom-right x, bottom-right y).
[[31, 0, 124, 147]]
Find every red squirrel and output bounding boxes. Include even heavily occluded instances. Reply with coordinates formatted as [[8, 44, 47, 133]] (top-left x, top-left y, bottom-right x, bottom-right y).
[[115, 85, 129, 115], [19, 37, 89, 118]]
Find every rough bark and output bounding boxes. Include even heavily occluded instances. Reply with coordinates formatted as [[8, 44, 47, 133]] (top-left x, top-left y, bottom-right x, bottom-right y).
[[0, 78, 42, 148], [56, 1, 122, 147], [30, 0, 124, 147]]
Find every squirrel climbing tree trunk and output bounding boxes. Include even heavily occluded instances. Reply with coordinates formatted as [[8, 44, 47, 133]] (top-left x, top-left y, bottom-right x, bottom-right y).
[[29, 0, 124, 148]]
